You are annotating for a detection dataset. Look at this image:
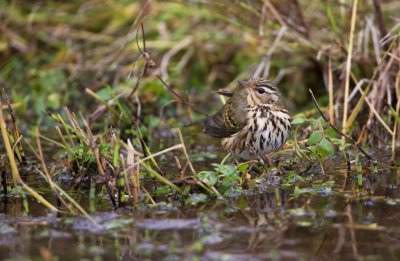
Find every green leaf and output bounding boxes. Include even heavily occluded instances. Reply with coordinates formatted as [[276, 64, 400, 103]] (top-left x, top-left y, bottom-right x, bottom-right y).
[[310, 119, 319, 130], [318, 117, 328, 128], [307, 131, 324, 145], [325, 127, 337, 139], [237, 163, 249, 172], [330, 138, 342, 145], [338, 143, 352, 151], [308, 145, 317, 154], [197, 171, 218, 186], [212, 163, 237, 176], [154, 185, 172, 196], [291, 117, 306, 125], [318, 138, 334, 157]]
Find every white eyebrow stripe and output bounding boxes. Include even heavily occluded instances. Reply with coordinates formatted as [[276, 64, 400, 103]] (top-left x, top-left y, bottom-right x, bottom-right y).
[[260, 87, 276, 94]]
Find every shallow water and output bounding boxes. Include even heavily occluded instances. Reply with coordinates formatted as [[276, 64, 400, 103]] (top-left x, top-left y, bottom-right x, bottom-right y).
[[1, 153, 400, 260]]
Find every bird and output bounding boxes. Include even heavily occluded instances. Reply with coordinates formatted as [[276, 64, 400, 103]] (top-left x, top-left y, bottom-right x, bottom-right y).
[[203, 78, 291, 161]]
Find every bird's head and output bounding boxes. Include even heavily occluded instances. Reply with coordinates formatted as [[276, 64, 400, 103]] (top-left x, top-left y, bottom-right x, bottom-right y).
[[239, 78, 281, 106]]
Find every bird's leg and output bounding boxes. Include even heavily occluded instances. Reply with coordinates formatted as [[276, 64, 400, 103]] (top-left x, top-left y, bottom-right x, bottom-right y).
[[264, 154, 274, 166], [245, 142, 262, 161], [244, 143, 270, 174]]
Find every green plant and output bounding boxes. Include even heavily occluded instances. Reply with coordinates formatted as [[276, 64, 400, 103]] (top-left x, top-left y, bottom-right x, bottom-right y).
[[197, 157, 249, 196]]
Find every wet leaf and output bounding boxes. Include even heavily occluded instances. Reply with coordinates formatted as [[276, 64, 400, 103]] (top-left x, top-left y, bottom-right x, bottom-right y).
[[307, 131, 323, 145], [186, 193, 208, 205]]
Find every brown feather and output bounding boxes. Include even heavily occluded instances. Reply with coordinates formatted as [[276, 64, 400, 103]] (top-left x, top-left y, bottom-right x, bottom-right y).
[[203, 89, 248, 138]]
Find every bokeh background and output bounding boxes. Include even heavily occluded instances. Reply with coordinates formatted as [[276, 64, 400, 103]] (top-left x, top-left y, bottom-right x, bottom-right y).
[[1, 0, 399, 143]]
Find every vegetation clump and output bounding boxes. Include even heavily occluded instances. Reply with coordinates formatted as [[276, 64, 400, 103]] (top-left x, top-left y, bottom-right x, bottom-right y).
[[0, 0, 399, 214]]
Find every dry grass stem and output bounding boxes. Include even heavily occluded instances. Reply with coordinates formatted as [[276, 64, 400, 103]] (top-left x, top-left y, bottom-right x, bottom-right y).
[[328, 57, 334, 124], [342, 0, 359, 134], [0, 100, 59, 211], [124, 144, 184, 174], [176, 128, 196, 176]]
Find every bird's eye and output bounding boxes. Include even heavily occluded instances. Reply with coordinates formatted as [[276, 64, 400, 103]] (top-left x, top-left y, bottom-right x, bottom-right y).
[[257, 88, 265, 94]]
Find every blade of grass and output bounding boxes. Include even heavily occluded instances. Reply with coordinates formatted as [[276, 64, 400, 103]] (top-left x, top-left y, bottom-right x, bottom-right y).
[[36, 170, 97, 224], [0, 101, 58, 211], [140, 162, 182, 193]]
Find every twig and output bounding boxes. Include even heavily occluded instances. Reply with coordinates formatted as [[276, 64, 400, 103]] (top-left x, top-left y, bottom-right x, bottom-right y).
[[309, 89, 373, 160], [156, 74, 208, 116], [127, 22, 155, 99]]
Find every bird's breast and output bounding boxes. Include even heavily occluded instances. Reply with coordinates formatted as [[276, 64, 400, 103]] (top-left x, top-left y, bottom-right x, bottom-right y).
[[246, 107, 291, 152]]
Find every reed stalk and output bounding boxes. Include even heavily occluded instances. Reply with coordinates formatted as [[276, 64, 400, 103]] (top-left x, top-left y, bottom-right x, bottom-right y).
[[342, 0, 358, 135]]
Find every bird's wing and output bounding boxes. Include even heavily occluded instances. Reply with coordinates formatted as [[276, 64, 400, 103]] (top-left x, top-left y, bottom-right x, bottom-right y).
[[203, 108, 235, 138], [203, 97, 246, 138]]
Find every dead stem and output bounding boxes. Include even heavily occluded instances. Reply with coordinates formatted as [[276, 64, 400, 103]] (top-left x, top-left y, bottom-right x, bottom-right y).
[[2, 89, 26, 164], [126, 138, 140, 204], [120, 154, 133, 202], [124, 144, 184, 174], [309, 89, 374, 161], [141, 185, 156, 206], [342, 0, 359, 135], [0, 99, 58, 211], [345, 39, 397, 129], [327, 56, 334, 124], [175, 128, 196, 176], [392, 75, 400, 159], [33, 128, 72, 213]]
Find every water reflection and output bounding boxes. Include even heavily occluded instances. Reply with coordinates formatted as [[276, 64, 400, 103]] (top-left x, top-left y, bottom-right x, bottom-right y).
[[1, 157, 400, 260]]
